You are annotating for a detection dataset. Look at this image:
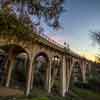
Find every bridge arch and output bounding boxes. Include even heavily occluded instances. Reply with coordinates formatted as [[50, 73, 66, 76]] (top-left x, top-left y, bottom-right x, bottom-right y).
[[32, 52, 50, 90], [0, 44, 30, 92], [0, 48, 7, 86], [11, 52, 29, 90]]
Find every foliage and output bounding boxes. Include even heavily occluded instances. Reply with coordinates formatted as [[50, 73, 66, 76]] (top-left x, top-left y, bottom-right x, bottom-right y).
[[95, 55, 100, 63], [87, 73, 100, 92], [73, 87, 100, 100], [29, 88, 49, 98], [0, 9, 36, 41], [91, 31, 100, 46], [74, 81, 91, 90], [91, 31, 100, 62], [1, 0, 65, 29], [1, 88, 100, 100]]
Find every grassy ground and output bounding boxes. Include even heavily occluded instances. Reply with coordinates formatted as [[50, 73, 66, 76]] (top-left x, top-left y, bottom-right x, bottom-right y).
[[0, 87, 100, 100], [72, 87, 100, 100]]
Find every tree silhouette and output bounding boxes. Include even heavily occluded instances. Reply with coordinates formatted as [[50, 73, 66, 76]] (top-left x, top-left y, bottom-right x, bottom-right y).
[[91, 31, 100, 62], [1, 0, 65, 29], [91, 31, 100, 46]]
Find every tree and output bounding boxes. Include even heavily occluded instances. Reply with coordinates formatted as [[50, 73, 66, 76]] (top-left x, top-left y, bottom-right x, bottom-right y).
[[0, 9, 34, 41], [91, 31, 100, 46], [94, 55, 100, 63], [1, 0, 65, 29], [91, 31, 100, 62]]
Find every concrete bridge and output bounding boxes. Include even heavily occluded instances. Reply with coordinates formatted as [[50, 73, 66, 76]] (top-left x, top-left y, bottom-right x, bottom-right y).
[[0, 33, 93, 96]]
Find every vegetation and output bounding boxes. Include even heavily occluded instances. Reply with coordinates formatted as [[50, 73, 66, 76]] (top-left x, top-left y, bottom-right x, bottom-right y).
[[0, 8, 37, 42], [1, 87, 100, 100], [1, 79, 100, 100], [91, 31, 100, 46], [73, 87, 100, 100], [91, 31, 100, 62], [1, 0, 65, 29]]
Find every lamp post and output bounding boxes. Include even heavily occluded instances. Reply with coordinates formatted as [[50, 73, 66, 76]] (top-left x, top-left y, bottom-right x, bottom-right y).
[[62, 41, 70, 96], [64, 41, 70, 54]]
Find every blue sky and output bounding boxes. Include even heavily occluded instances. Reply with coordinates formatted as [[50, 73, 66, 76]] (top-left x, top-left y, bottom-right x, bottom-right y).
[[43, 0, 100, 61]]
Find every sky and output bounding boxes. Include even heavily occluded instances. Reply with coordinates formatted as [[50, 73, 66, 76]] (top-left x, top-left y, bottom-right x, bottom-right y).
[[43, 0, 100, 61]]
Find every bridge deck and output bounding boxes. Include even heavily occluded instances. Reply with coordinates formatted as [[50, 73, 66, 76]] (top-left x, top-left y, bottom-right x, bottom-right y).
[[35, 33, 88, 60]]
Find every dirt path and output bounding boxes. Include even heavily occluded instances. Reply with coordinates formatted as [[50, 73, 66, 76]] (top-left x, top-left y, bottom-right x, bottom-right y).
[[0, 86, 24, 96]]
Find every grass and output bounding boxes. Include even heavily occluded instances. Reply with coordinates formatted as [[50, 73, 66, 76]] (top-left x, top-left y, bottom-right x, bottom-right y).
[[72, 87, 100, 100], [1, 87, 100, 100]]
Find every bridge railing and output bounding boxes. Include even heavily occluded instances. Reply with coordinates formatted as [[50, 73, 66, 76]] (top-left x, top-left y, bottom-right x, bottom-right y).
[[35, 33, 89, 60], [35, 33, 91, 61], [36, 32, 64, 49]]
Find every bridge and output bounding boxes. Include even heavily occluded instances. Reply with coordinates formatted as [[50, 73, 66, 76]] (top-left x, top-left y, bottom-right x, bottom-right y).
[[0, 32, 94, 96]]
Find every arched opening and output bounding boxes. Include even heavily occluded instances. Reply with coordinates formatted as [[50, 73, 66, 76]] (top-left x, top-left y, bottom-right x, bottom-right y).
[[33, 52, 49, 90], [72, 62, 82, 83], [0, 49, 7, 86], [0, 44, 29, 91], [11, 53, 28, 90], [51, 56, 61, 96]]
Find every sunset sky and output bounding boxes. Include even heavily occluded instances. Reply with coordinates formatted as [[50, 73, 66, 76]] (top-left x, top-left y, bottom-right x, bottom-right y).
[[43, 0, 100, 61]]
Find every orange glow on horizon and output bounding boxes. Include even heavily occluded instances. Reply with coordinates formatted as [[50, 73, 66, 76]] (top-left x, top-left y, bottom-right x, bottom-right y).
[[79, 52, 95, 61], [49, 36, 96, 62]]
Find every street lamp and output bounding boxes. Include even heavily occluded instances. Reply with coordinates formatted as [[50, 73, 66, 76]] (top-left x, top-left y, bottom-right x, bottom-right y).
[[64, 41, 70, 53]]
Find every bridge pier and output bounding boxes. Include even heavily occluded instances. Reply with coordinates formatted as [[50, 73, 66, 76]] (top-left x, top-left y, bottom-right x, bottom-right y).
[[66, 57, 73, 93], [82, 61, 87, 83], [61, 56, 67, 96], [48, 59, 52, 93], [26, 54, 33, 96], [6, 59, 15, 87]]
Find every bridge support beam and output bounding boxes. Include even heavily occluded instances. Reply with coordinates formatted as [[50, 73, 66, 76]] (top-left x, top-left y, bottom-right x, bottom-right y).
[[30, 67, 34, 90], [6, 59, 15, 87], [66, 58, 75, 93], [61, 56, 67, 96], [66, 58, 71, 93], [48, 59, 52, 93], [26, 54, 33, 96], [88, 63, 92, 78], [82, 61, 87, 83]]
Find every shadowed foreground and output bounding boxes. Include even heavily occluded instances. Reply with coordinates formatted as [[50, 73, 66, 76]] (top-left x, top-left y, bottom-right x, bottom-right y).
[[0, 86, 24, 96], [0, 87, 100, 100]]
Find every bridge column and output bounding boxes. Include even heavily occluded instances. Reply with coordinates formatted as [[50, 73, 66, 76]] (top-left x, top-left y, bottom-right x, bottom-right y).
[[6, 58, 15, 87], [88, 63, 92, 73], [82, 61, 86, 83], [5, 48, 15, 87], [48, 58, 52, 93], [30, 67, 34, 90], [26, 54, 33, 96], [66, 58, 75, 93], [88, 63, 92, 78], [66, 57, 71, 92], [86, 62, 92, 80], [61, 55, 67, 96]]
